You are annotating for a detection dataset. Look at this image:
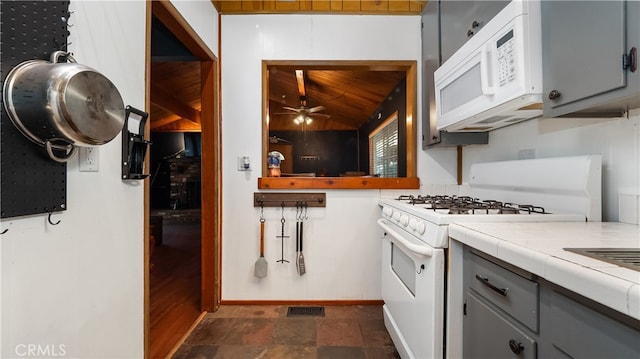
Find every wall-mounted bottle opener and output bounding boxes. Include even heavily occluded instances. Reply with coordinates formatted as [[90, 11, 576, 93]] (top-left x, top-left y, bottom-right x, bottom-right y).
[[122, 105, 151, 180]]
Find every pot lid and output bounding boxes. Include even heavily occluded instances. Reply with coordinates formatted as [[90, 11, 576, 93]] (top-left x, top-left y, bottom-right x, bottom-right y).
[[60, 70, 125, 145]]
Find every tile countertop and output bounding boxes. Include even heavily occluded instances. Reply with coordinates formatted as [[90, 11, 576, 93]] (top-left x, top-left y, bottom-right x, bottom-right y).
[[448, 221, 640, 321]]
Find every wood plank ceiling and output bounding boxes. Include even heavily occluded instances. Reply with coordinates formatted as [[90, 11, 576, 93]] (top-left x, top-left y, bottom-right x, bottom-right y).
[[150, 0, 424, 133], [268, 66, 406, 131], [212, 0, 426, 14]]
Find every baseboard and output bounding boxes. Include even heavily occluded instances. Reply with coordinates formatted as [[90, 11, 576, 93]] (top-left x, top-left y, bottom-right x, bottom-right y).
[[219, 299, 384, 306]]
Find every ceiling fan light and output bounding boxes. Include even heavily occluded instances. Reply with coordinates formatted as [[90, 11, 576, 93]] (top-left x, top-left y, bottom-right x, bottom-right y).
[[294, 115, 304, 124], [305, 116, 313, 125]]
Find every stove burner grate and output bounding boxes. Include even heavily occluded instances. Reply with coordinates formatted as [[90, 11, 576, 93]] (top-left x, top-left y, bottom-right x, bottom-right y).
[[394, 195, 547, 215]]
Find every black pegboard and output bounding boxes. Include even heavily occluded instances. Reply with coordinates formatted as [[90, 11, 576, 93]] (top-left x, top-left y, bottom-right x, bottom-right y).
[[0, 1, 71, 218]]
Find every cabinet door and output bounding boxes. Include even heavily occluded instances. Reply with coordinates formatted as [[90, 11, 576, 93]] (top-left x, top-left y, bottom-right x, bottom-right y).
[[439, 1, 509, 63], [541, 1, 627, 116], [464, 291, 537, 359], [542, 288, 640, 359]]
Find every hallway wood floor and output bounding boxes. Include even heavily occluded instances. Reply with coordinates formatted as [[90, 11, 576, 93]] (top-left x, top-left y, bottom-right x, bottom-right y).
[[149, 222, 202, 359]]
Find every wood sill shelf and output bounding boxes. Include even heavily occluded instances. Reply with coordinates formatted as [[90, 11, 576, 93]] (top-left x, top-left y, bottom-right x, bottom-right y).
[[258, 176, 420, 189]]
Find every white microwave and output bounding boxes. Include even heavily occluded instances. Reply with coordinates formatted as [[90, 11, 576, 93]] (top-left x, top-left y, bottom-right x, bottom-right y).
[[434, 0, 543, 132]]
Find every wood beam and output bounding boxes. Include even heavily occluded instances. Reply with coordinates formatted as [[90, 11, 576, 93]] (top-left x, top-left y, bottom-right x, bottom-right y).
[[150, 114, 180, 128], [151, 83, 201, 125], [295, 69, 306, 97]]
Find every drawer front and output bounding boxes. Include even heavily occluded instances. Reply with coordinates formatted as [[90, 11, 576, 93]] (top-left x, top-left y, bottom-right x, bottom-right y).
[[464, 291, 537, 359], [465, 250, 539, 331]]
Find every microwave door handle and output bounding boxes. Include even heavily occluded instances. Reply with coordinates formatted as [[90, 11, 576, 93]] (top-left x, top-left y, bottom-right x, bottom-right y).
[[480, 43, 496, 95]]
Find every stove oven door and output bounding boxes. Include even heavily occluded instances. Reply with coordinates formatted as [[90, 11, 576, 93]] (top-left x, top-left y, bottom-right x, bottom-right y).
[[377, 218, 445, 359]]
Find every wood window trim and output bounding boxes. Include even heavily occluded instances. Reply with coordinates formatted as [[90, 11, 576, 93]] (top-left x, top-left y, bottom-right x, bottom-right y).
[[259, 60, 419, 190]]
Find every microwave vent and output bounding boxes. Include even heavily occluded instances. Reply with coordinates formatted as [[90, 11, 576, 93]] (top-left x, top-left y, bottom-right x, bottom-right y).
[[478, 115, 510, 124], [459, 126, 493, 132], [517, 102, 543, 111]]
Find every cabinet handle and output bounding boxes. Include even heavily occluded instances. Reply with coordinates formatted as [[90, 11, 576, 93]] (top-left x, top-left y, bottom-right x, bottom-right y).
[[475, 274, 508, 297], [548, 89, 562, 100], [471, 20, 480, 29], [509, 339, 524, 354], [467, 29, 474, 38], [623, 47, 637, 72]]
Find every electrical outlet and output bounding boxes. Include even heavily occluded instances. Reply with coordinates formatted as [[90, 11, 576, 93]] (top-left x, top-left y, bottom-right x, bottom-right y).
[[79, 147, 99, 172]]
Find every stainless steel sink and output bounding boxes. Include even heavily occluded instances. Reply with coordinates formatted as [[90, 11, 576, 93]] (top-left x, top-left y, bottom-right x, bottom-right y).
[[564, 248, 640, 272]]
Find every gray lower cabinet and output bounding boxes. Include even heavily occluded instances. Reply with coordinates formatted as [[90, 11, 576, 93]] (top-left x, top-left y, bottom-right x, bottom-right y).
[[539, 287, 640, 358], [541, 0, 640, 117], [463, 247, 539, 358], [462, 246, 640, 359], [464, 291, 537, 359]]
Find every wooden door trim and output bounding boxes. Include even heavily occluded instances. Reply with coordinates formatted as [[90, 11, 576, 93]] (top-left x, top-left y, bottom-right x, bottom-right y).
[[146, 1, 220, 357]]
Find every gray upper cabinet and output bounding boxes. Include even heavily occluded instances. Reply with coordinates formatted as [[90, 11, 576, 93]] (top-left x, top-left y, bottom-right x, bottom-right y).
[[440, 1, 510, 63], [421, 0, 505, 147], [542, 1, 639, 117]]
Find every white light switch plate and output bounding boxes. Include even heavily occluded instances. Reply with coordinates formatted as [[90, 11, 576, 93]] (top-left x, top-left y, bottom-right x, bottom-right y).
[[79, 147, 99, 172], [237, 156, 251, 171]]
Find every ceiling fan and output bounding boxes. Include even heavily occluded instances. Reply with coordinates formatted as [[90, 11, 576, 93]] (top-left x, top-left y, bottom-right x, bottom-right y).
[[273, 70, 331, 126]]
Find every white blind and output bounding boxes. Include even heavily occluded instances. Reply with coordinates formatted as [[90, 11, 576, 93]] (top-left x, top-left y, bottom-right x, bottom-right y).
[[369, 116, 398, 177]]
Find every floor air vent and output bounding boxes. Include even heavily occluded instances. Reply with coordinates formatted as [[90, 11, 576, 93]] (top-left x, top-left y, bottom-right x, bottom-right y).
[[287, 306, 325, 317]]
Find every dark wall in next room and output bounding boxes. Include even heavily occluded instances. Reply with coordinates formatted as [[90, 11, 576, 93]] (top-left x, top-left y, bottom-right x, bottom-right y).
[[269, 130, 359, 176]]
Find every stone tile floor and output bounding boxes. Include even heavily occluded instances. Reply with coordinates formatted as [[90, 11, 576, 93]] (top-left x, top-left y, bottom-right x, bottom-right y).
[[172, 305, 400, 359]]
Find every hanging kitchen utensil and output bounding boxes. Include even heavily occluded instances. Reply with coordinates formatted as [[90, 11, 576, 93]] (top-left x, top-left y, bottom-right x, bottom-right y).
[[2, 51, 125, 162], [295, 204, 300, 275], [254, 204, 268, 278], [276, 202, 289, 263], [298, 203, 307, 275]]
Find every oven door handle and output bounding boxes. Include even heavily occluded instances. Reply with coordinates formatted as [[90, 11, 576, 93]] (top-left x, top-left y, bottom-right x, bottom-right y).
[[377, 218, 433, 257]]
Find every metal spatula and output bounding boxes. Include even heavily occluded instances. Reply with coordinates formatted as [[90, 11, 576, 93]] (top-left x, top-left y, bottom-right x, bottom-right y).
[[254, 219, 268, 278], [298, 220, 306, 275], [295, 220, 300, 275]]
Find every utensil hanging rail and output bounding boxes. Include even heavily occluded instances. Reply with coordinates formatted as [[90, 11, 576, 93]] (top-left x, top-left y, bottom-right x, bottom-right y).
[[253, 192, 326, 208]]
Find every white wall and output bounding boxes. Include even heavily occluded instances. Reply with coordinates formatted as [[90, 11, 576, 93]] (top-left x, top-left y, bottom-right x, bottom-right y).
[[220, 14, 450, 301], [460, 110, 640, 222], [0, 1, 218, 358], [221, 13, 640, 302]]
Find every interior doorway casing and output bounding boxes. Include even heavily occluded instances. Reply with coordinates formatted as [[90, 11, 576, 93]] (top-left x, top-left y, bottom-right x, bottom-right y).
[[145, 1, 221, 358]]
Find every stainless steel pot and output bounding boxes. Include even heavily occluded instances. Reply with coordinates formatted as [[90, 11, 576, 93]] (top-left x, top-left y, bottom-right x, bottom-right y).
[[2, 51, 125, 162]]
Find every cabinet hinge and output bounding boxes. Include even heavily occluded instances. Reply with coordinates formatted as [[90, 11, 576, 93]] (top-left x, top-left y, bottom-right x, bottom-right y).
[[463, 302, 467, 316], [623, 47, 637, 73]]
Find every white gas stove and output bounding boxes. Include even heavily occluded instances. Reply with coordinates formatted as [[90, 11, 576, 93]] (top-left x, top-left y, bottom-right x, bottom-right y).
[[378, 155, 602, 359], [380, 194, 589, 249]]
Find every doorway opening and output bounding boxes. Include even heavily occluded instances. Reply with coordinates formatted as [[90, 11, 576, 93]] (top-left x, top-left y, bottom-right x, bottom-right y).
[[146, 2, 220, 358]]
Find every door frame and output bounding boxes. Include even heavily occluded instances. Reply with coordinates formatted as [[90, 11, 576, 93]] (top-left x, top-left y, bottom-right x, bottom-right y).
[[145, 1, 221, 357]]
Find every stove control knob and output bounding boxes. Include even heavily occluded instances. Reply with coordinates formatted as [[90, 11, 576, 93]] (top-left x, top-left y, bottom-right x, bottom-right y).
[[383, 206, 393, 218], [393, 211, 402, 222], [415, 221, 426, 235], [409, 218, 418, 231], [400, 214, 409, 226]]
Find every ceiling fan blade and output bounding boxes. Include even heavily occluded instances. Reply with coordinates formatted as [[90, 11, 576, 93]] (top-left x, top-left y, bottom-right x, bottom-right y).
[[311, 113, 331, 118], [308, 105, 326, 113], [282, 106, 301, 112], [273, 112, 298, 116]]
